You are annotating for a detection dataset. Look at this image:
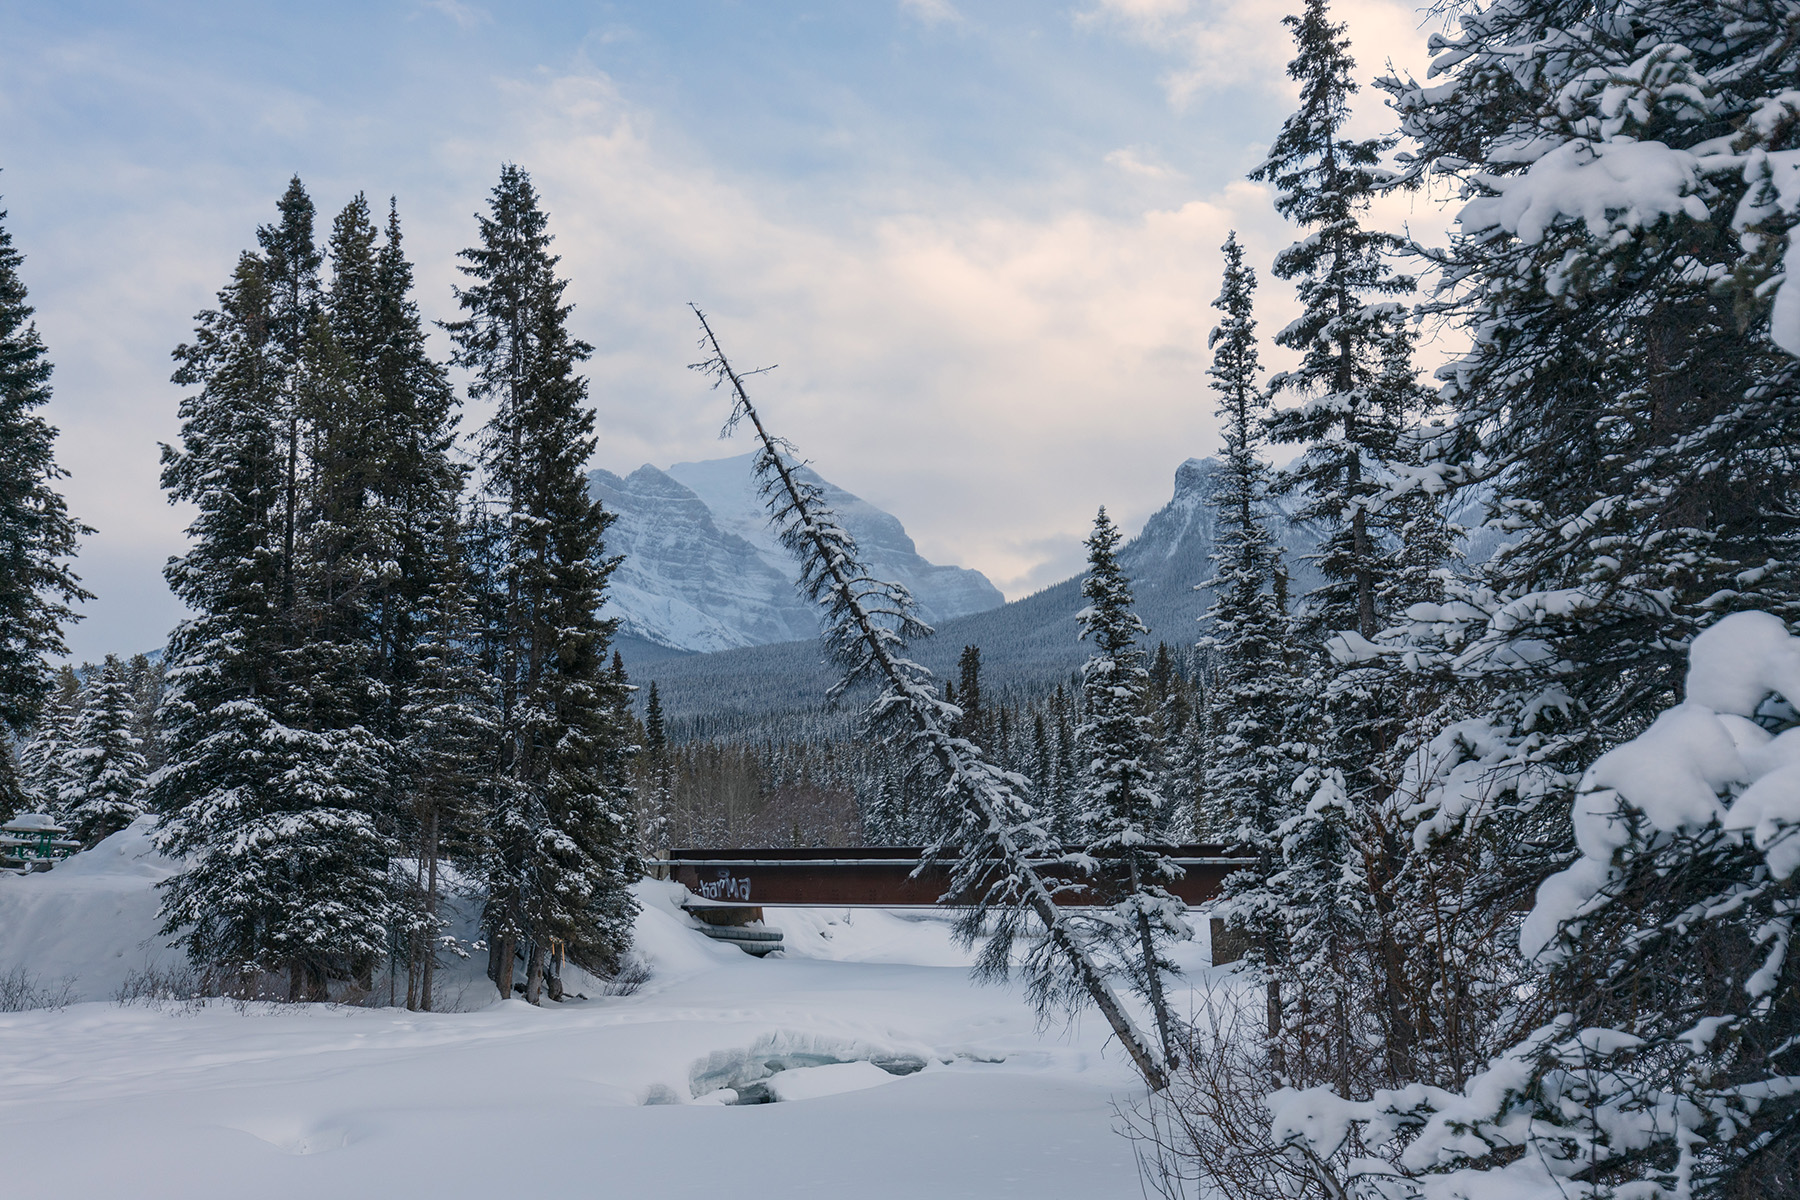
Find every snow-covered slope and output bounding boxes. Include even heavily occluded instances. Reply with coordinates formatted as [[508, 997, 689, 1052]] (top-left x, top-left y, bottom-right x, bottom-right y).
[[0, 822, 1222, 1199], [589, 465, 817, 653], [591, 453, 1004, 653], [0, 820, 183, 1002]]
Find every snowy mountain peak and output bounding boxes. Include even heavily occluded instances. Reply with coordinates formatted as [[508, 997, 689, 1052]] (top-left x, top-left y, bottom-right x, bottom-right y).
[[1124, 457, 1226, 569], [591, 453, 1003, 654], [1171, 456, 1224, 503]]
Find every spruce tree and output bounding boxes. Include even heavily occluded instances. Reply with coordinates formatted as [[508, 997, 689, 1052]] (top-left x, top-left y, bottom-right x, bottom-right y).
[[324, 193, 481, 1007], [1048, 684, 1079, 840], [59, 655, 148, 846], [1196, 232, 1307, 1062], [867, 757, 906, 845], [1201, 0, 1800, 1189], [1251, 0, 1411, 648], [125, 653, 165, 775], [1247, 0, 1430, 1090], [1198, 232, 1291, 841], [257, 177, 323, 630], [17, 664, 77, 816], [397, 514, 495, 1011], [1311, 2, 1800, 1192], [1075, 507, 1185, 1064], [0, 196, 90, 743], [643, 682, 665, 758], [0, 745, 19, 825], [448, 164, 638, 1003], [153, 183, 390, 1001], [1029, 712, 1052, 799], [1375, 0, 1800, 913], [954, 645, 984, 745], [639, 680, 671, 858]]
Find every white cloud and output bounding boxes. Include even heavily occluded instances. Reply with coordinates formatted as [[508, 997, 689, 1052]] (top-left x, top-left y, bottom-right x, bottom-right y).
[[499, 73, 1295, 598], [1080, 0, 1441, 124], [899, 0, 964, 27], [419, 0, 489, 29], [1104, 147, 1184, 180], [1089, 0, 1192, 18]]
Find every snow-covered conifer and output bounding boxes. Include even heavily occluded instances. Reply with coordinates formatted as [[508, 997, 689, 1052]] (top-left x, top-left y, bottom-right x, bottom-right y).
[[0, 198, 89, 744], [639, 680, 671, 858], [58, 655, 148, 846], [1075, 507, 1187, 1064], [17, 665, 77, 816], [1365, 0, 1800, 1098], [1245, 0, 1433, 1089], [1205, 8, 1800, 1191], [396, 515, 496, 1011], [955, 645, 985, 746], [1276, 612, 1800, 1199], [1044, 684, 1079, 841], [124, 653, 164, 775], [153, 183, 392, 1000], [1195, 231, 1309, 1064], [448, 165, 638, 1002], [1198, 232, 1292, 842], [1253, 0, 1411, 650], [324, 193, 484, 1006], [1377, 0, 1800, 802]]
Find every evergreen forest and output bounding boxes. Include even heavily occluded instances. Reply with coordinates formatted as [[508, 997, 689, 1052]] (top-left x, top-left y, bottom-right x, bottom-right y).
[[4, 1, 1800, 1195]]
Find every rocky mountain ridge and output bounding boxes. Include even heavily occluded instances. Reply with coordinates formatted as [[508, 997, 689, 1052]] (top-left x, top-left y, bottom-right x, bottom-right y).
[[625, 455, 1327, 720], [588, 452, 1004, 654]]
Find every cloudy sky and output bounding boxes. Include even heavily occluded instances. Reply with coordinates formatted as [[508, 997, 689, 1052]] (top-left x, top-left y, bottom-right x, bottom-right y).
[[2, 0, 1451, 663]]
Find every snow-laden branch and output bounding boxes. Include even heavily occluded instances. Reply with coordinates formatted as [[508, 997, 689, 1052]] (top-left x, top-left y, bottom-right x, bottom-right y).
[[1266, 610, 1800, 1199], [687, 304, 1170, 1091]]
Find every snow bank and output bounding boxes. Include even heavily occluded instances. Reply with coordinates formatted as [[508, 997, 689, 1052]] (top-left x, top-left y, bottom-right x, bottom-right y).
[[0, 867, 1158, 1199], [765, 1060, 897, 1102], [0, 816, 182, 1001]]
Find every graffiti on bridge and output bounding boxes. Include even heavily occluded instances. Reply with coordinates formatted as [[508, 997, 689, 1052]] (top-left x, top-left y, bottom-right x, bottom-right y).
[[697, 871, 752, 902]]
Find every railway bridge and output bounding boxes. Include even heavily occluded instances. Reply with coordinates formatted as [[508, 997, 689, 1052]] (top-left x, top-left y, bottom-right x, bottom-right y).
[[665, 845, 1253, 958]]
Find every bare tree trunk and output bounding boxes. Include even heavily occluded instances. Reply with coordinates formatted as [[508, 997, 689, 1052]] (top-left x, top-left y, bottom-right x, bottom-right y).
[[405, 843, 424, 1011], [494, 931, 515, 1000], [525, 943, 546, 1006], [546, 948, 564, 1002], [1267, 976, 1286, 1080], [1129, 859, 1178, 1066], [285, 960, 328, 1003], [420, 808, 441, 1012]]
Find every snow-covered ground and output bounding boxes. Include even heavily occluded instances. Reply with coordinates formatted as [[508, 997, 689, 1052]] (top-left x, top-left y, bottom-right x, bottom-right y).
[[0, 822, 1211, 1198]]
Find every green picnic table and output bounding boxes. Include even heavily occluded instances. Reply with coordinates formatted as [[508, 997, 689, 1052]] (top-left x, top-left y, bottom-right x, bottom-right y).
[[0, 815, 80, 872]]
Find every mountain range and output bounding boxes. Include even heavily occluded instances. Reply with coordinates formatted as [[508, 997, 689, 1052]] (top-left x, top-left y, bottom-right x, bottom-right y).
[[594, 454, 1327, 721], [588, 453, 1004, 655]]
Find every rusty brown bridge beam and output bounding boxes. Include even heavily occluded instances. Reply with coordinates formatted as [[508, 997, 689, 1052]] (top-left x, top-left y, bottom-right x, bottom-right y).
[[667, 845, 1252, 909]]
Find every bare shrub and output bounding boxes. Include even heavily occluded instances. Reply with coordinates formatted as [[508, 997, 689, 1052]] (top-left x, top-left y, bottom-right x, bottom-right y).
[[601, 953, 652, 997], [0, 965, 77, 1013], [1118, 979, 1354, 1200], [435, 976, 481, 1013], [114, 963, 292, 1013]]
